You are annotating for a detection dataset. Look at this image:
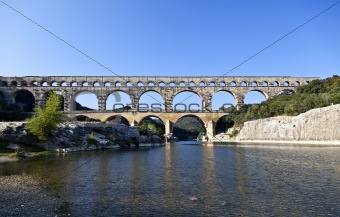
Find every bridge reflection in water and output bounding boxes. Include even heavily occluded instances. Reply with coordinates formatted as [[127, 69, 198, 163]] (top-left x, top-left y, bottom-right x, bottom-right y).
[[1, 142, 338, 216]]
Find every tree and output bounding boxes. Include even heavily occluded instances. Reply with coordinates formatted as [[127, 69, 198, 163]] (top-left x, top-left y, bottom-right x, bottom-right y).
[[26, 92, 64, 140]]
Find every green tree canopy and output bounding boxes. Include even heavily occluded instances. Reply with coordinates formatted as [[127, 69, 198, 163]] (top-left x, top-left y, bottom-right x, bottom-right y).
[[26, 92, 64, 140]]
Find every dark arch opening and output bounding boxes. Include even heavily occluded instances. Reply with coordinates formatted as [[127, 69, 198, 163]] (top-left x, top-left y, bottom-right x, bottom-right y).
[[21, 81, 27, 86], [76, 115, 101, 122], [0, 81, 8, 86], [11, 81, 18, 86], [215, 115, 234, 134], [106, 115, 130, 126], [173, 115, 206, 141], [15, 90, 35, 112], [139, 116, 165, 137]]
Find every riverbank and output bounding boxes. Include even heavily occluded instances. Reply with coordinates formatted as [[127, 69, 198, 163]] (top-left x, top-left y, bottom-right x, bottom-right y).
[[0, 174, 70, 216], [212, 104, 340, 145], [0, 122, 165, 154]]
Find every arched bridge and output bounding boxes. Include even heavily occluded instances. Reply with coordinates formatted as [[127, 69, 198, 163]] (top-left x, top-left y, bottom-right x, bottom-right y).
[[0, 76, 318, 139]]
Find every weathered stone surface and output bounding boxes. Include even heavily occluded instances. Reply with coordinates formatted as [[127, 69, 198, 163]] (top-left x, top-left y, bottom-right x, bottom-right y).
[[236, 104, 340, 142], [0, 75, 319, 137]]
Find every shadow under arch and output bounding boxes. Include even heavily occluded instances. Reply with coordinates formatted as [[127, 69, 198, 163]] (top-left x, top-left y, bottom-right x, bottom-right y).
[[106, 115, 130, 126], [14, 89, 35, 112], [173, 114, 206, 141], [215, 115, 234, 134], [211, 90, 236, 111], [72, 91, 98, 111], [75, 115, 100, 122]]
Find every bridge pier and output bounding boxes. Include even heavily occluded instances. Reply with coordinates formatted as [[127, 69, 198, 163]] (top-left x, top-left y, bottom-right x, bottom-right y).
[[206, 120, 215, 141], [165, 120, 173, 136]]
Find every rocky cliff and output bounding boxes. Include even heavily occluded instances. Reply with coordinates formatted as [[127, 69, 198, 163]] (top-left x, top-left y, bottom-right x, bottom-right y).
[[236, 104, 340, 143]]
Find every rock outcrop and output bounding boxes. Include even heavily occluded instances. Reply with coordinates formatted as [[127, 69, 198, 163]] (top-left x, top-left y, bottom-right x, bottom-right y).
[[236, 104, 340, 143], [0, 122, 164, 152]]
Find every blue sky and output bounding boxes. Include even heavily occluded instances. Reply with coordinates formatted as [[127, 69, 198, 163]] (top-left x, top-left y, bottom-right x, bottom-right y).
[[1, 0, 339, 109]]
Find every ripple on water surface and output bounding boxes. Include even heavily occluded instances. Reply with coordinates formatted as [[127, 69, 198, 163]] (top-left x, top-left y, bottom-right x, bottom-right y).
[[0, 142, 339, 216]]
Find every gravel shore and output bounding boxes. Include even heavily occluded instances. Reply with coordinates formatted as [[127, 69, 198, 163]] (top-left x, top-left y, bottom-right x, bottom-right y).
[[0, 174, 71, 217]]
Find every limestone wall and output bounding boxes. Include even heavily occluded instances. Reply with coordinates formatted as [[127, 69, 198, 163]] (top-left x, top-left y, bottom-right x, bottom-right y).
[[236, 104, 340, 143]]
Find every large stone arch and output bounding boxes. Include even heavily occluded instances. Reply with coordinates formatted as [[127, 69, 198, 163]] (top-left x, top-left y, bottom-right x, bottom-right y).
[[173, 114, 207, 140], [71, 91, 98, 111], [14, 89, 35, 112], [134, 114, 167, 126], [138, 90, 165, 111], [173, 89, 203, 100], [172, 90, 203, 111], [106, 90, 133, 111], [243, 89, 268, 104], [211, 90, 237, 111], [105, 115, 130, 126]]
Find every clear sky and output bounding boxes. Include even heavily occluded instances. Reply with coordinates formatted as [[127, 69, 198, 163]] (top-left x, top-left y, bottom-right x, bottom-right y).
[[1, 0, 339, 109]]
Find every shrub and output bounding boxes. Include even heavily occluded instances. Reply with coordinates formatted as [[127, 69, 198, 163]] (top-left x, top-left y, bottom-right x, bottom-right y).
[[26, 92, 64, 141], [87, 133, 97, 144]]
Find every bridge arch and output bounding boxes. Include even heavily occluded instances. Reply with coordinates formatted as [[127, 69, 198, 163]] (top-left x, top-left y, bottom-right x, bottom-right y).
[[138, 90, 165, 111], [14, 89, 35, 112], [244, 90, 267, 104], [0, 80, 8, 86], [20, 81, 28, 86], [75, 115, 100, 122], [71, 91, 98, 111], [11, 81, 18, 86], [173, 114, 206, 140], [212, 90, 236, 111], [106, 115, 130, 126], [172, 90, 203, 111], [215, 115, 234, 134], [106, 90, 132, 110]]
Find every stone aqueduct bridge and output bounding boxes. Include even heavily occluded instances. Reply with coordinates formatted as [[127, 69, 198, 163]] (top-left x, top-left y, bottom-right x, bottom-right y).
[[0, 76, 318, 138]]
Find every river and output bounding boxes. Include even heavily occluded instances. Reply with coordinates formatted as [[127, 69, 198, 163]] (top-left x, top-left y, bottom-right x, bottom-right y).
[[1, 141, 339, 216]]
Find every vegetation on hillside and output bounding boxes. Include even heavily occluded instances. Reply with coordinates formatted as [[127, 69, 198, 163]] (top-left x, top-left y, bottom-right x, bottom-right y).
[[228, 75, 340, 127], [26, 92, 64, 140], [173, 117, 205, 140], [140, 119, 164, 138]]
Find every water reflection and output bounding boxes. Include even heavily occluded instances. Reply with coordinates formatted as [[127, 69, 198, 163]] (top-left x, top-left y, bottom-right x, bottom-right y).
[[0, 143, 339, 216]]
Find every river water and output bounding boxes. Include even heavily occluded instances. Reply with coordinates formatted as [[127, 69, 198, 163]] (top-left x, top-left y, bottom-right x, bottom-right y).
[[1, 142, 339, 216]]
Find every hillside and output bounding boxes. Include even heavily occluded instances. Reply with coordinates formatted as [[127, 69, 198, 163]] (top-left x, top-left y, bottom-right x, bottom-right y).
[[228, 75, 340, 127]]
